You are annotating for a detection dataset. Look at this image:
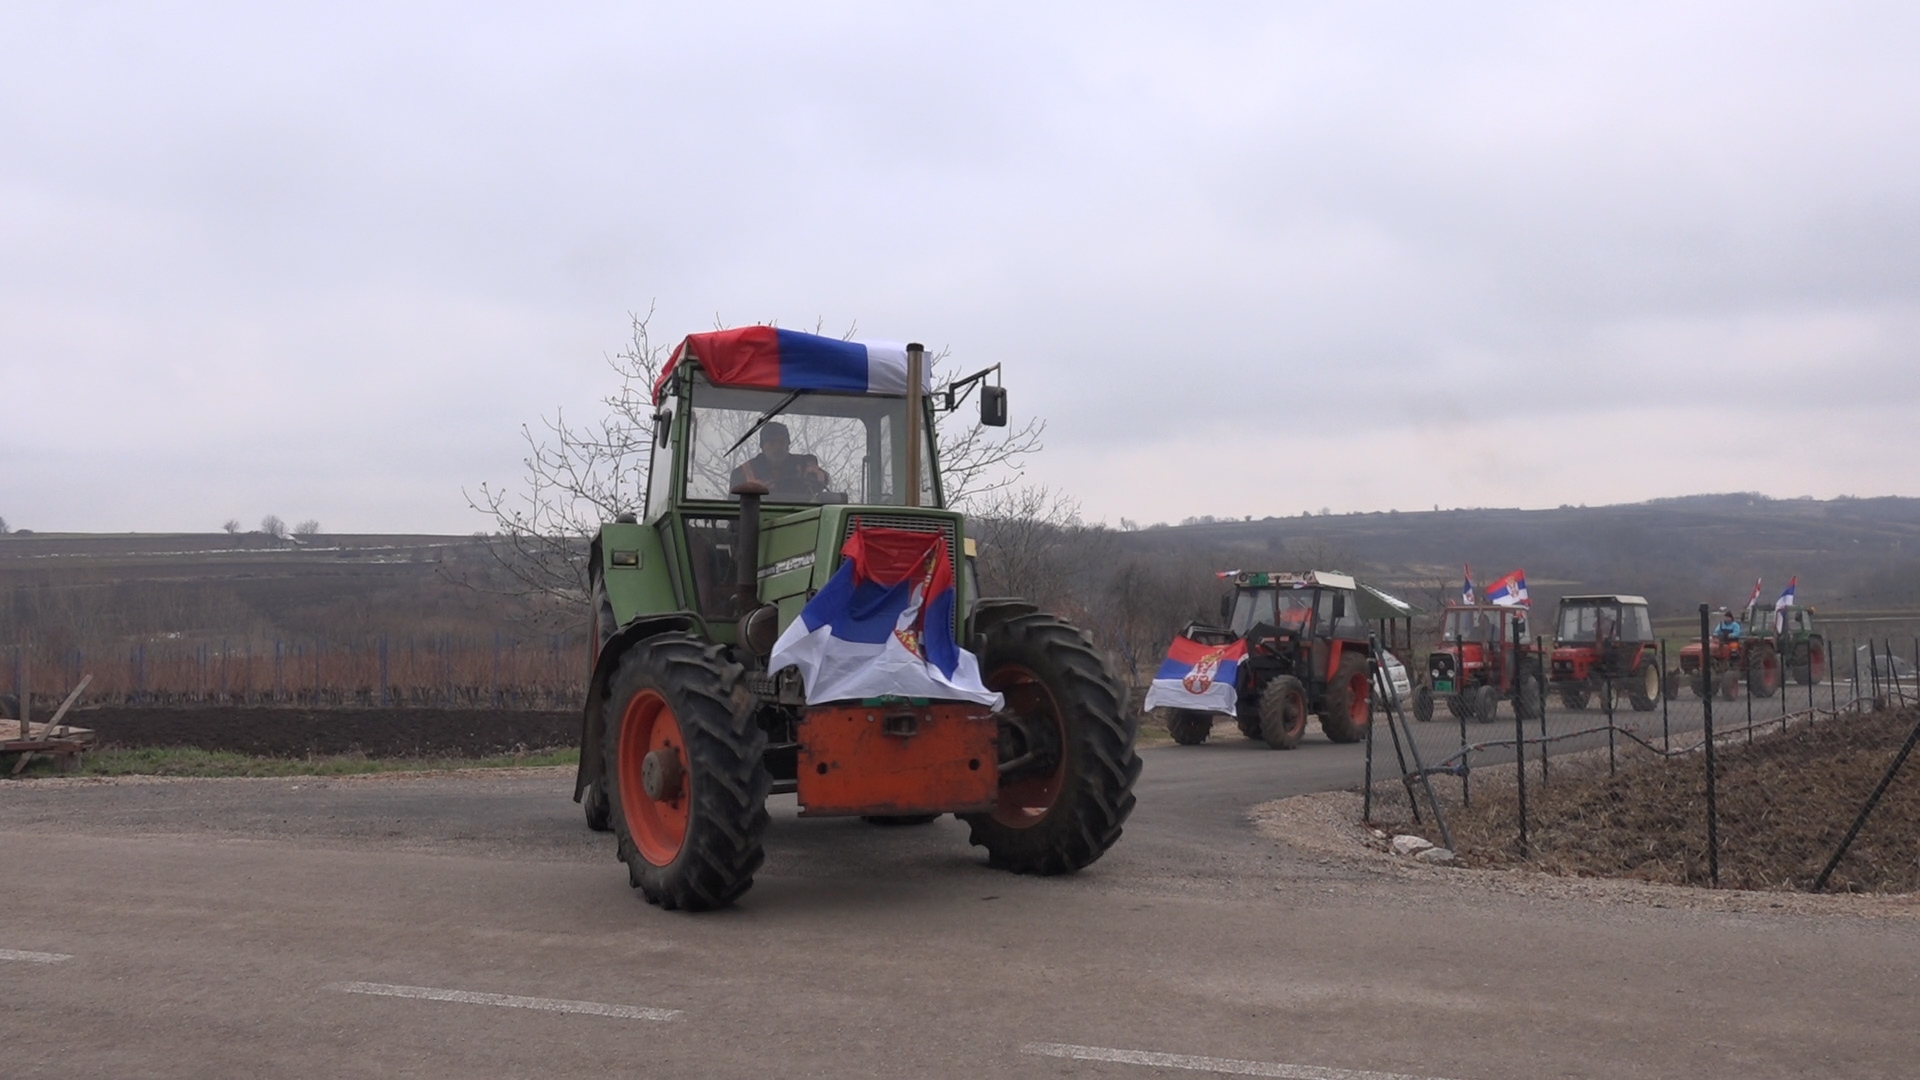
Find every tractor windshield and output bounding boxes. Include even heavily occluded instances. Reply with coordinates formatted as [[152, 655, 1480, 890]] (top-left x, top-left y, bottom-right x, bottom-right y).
[[1444, 609, 1499, 643], [683, 378, 938, 506], [1229, 587, 1315, 634], [1556, 602, 1653, 643]]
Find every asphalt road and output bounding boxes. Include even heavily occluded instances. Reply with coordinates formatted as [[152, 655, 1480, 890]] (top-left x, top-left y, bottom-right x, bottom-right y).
[[3, 731, 1915, 1079]]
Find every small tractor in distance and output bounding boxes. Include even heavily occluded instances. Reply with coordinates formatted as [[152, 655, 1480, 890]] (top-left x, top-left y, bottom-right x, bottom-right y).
[[1674, 602, 1823, 699], [1548, 594, 1662, 711], [575, 328, 1141, 911], [1412, 604, 1542, 724], [1162, 570, 1373, 750]]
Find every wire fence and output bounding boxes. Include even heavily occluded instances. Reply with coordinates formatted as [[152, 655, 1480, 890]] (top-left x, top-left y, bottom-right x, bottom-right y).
[[1364, 622, 1920, 890], [5, 632, 589, 714]]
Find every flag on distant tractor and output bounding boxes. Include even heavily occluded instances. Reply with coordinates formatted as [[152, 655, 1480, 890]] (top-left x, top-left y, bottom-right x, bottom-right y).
[[767, 526, 1002, 708], [1774, 576, 1798, 633], [1143, 636, 1248, 716], [1745, 577, 1764, 612], [1460, 565, 1475, 606], [1486, 569, 1529, 607]]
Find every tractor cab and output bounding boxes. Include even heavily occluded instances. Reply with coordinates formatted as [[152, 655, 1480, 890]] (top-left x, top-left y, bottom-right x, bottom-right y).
[[1549, 594, 1662, 711], [1425, 605, 1534, 706]]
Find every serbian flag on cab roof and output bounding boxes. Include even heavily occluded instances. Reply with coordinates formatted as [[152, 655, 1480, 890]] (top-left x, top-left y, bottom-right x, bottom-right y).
[[1143, 637, 1248, 716], [1460, 565, 1475, 606], [651, 326, 924, 404], [1486, 569, 1529, 608], [767, 526, 1002, 708], [1774, 576, 1798, 632]]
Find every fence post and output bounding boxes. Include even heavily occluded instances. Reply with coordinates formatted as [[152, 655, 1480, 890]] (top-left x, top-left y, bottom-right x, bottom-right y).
[[1363, 681, 1376, 822], [1604, 673, 1616, 776], [380, 635, 390, 707], [1514, 668, 1528, 856], [1744, 639, 1755, 744], [274, 639, 284, 703], [1659, 638, 1671, 752], [1537, 636, 1549, 785], [1456, 681, 1471, 808], [1699, 605, 1719, 887]]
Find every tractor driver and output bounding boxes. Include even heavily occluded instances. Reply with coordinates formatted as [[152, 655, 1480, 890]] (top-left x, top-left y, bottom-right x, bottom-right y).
[[732, 422, 830, 501], [1716, 609, 1743, 643]]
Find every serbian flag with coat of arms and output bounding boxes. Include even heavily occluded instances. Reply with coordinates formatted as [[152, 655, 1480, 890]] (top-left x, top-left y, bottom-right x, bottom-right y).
[[1143, 636, 1249, 716], [767, 526, 1002, 708], [1486, 569, 1529, 607]]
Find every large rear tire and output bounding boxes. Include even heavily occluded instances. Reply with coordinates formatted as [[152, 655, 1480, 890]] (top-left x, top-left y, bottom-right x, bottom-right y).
[[1627, 661, 1660, 712], [1258, 676, 1309, 750], [1793, 640, 1827, 686], [961, 613, 1140, 875], [1319, 653, 1371, 743], [602, 634, 770, 912], [1747, 646, 1780, 698], [1165, 709, 1212, 745]]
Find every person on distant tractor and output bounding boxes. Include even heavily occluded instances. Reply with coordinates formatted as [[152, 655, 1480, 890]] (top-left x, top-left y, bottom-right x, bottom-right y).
[[1716, 609, 1743, 643], [731, 421, 830, 501]]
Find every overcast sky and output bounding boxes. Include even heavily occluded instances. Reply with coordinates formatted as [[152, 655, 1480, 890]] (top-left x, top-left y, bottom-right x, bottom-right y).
[[4, 2, 1917, 533]]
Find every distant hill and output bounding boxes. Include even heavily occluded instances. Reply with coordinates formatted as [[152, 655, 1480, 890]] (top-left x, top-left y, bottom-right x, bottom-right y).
[[1110, 494, 1920, 635]]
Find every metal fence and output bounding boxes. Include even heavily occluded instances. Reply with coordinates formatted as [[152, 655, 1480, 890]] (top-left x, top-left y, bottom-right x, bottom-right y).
[[6, 632, 588, 714], [1363, 619, 1920, 890]]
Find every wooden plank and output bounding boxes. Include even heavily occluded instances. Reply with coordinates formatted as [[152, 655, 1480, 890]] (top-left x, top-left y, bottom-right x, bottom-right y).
[[38, 675, 91, 739]]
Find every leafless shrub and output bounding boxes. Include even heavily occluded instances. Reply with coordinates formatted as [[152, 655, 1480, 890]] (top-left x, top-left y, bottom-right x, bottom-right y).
[[222, 519, 241, 535], [260, 515, 288, 540], [293, 520, 322, 537]]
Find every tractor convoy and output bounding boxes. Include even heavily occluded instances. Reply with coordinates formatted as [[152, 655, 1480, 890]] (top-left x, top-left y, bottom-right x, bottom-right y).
[[574, 325, 1821, 916]]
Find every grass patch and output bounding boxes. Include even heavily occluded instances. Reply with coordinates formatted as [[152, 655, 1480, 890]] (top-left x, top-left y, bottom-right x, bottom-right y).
[[9, 745, 578, 779]]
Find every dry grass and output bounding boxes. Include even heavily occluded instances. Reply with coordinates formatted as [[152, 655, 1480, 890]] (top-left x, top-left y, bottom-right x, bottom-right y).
[[1371, 705, 1920, 893]]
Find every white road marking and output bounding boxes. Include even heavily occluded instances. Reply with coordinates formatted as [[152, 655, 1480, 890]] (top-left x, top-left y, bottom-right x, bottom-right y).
[[1021, 1042, 1459, 1080], [0, 949, 72, 964], [330, 981, 681, 1021]]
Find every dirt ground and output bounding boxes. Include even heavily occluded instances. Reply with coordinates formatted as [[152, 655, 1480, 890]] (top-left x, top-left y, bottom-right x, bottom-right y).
[[60, 705, 579, 758], [1365, 704, 1920, 893]]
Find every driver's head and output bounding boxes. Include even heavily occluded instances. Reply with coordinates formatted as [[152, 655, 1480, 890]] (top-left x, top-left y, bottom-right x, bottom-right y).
[[759, 422, 791, 463], [1722, 609, 1734, 619]]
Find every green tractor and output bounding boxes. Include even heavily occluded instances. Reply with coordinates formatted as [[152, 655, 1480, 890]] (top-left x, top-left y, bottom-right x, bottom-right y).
[[575, 327, 1140, 911]]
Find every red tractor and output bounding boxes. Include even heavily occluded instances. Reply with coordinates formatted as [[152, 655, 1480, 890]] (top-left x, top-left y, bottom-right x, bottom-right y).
[[1412, 604, 1543, 723], [1676, 606, 1784, 700], [1547, 594, 1662, 711], [1162, 570, 1373, 750]]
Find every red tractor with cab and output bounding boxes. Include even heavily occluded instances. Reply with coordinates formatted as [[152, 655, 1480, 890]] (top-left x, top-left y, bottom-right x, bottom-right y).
[[1412, 604, 1543, 723], [1548, 594, 1662, 711]]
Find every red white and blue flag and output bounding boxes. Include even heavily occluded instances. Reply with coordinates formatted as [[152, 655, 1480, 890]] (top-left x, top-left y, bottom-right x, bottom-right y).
[[767, 526, 1001, 708], [1774, 576, 1798, 632], [1745, 577, 1764, 611], [1143, 636, 1248, 716], [653, 326, 922, 403], [1486, 569, 1529, 607], [1461, 565, 1475, 606]]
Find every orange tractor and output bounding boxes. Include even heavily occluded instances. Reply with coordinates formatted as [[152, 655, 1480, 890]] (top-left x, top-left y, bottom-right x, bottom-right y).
[[1675, 606, 1785, 700], [1547, 594, 1663, 711], [1412, 604, 1543, 723]]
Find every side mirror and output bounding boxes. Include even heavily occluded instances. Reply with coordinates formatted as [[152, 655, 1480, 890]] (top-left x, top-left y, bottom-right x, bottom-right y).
[[654, 409, 673, 448], [979, 385, 1008, 427]]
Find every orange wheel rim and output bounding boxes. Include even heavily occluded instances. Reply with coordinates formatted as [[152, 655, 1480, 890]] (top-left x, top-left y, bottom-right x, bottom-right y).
[[1286, 687, 1308, 737], [989, 663, 1066, 829], [616, 689, 689, 865], [1348, 672, 1370, 725]]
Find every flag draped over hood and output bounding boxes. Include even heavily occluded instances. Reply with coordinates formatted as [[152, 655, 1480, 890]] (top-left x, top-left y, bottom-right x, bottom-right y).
[[1143, 636, 1248, 716], [767, 526, 1002, 708]]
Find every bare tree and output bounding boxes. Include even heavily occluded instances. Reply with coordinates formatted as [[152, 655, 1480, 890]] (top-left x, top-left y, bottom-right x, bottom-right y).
[[293, 520, 322, 538], [222, 519, 241, 535], [260, 515, 288, 540], [467, 307, 1047, 606], [969, 485, 1097, 612], [0, 516, 9, 535]]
